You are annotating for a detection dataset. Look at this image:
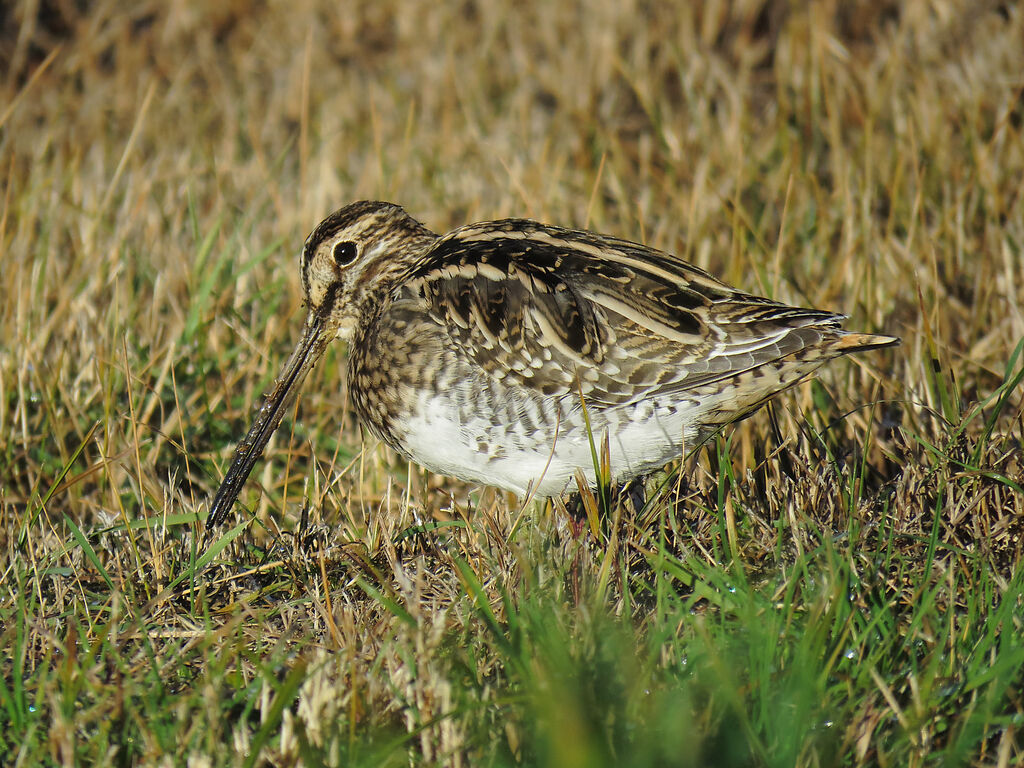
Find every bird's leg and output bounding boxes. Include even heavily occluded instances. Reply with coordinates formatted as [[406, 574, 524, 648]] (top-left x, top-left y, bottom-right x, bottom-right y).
[[565, 475, 647, 520], [616, 474, 649, 514], [565, 491, 586, 520], [553, 492, 590, 540]]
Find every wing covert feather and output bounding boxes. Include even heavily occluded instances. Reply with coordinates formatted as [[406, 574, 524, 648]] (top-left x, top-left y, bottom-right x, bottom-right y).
[[404, 221, 845, 406]]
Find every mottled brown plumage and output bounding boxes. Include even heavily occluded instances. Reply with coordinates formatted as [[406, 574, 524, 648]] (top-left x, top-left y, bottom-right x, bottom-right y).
[[206, 201, 897, 527]]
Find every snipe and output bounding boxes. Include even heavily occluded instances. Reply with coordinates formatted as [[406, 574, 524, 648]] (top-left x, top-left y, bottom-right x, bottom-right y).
[[206, 201, 897, 526]]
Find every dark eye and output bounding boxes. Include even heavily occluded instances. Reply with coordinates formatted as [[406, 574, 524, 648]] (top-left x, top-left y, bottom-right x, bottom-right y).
[[332, 240, 358, 266]]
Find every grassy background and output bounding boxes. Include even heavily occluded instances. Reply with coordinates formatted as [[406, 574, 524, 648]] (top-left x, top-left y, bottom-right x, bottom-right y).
[[2, 0, 1023, 765]]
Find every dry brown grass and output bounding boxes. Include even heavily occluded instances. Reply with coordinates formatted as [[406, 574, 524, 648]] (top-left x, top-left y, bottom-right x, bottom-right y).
[[2, 1, 1023, 765]]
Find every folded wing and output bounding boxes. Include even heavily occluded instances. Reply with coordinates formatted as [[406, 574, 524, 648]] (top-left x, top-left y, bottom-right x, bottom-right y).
[[403, 220, 868, 407]]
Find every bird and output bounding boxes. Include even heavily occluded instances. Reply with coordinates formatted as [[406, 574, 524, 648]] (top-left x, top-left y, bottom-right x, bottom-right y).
[[205, 200, 898, 527]]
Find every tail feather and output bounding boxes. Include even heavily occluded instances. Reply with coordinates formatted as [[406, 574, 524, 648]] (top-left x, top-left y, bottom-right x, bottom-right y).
[[830, 332, 901, 355]]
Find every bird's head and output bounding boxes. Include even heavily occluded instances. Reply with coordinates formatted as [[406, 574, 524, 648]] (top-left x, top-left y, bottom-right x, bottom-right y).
[[205, 201, 435, 528], [300, 200, 436, 342]]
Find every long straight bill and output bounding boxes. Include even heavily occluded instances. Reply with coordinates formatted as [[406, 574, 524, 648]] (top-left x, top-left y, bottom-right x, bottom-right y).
[[206, 316, 329, 528]]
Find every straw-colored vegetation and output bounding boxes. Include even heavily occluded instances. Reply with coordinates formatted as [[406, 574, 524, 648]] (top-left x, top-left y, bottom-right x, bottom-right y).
[[2, 1, 1022, 765]]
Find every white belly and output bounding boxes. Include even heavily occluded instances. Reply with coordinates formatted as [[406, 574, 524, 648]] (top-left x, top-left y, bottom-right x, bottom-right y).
[[394, 389, 703, 496]]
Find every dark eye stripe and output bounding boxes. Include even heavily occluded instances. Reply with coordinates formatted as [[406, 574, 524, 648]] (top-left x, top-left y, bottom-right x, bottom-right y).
[[333, 240, 358, 266]]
